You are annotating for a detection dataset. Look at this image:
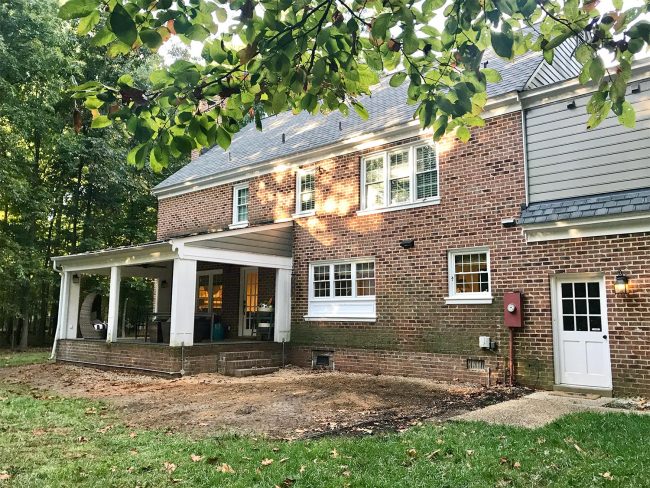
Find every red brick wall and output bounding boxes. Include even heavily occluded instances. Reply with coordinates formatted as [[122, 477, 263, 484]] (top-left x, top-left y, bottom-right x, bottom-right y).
[[155, 111, 650, 396]]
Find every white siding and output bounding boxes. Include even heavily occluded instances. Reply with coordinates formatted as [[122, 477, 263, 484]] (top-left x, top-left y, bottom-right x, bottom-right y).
[[525, 78, 650, 203]]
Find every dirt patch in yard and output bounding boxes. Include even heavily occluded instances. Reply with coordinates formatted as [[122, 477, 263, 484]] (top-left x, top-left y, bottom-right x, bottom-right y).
[[0, 363, 527, 438]]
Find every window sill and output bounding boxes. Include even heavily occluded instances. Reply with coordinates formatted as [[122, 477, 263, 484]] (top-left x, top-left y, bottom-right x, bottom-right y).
[[304, 315, 377, 322], [228, 222, 249, 230], [292, 210, 316, 219], [357, 198, 440, 216], [444, 296, 493, 305]]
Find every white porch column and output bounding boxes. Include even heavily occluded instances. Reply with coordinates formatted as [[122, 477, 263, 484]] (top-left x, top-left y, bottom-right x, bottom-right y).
[[274, 268, 292, 342], [106, 266, 121, 342], [169, 258, 197, 346], [56, 271, 71, 341], [64, 274, 81, 339]]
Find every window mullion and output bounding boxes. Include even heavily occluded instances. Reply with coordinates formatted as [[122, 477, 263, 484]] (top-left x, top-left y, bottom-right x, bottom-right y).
[[351, 263, 357, 298]]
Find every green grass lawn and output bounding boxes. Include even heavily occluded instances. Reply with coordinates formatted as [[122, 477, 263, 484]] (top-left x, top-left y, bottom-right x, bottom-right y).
[[0, 349, 51, 368], [1, 382, 648, 488]]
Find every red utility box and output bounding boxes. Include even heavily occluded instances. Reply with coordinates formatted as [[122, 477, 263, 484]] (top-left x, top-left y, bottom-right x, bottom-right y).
[[504, 291, 523, 328]]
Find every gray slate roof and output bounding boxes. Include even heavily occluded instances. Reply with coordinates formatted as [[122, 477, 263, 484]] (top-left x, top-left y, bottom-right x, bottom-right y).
[[519, 188, 650, 225], [154, 48, 545, 193]]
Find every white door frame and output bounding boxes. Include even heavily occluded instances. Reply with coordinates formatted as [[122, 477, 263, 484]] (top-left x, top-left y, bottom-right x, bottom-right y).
[[238, 266, 259, 337], [551, 272, 612, 389]]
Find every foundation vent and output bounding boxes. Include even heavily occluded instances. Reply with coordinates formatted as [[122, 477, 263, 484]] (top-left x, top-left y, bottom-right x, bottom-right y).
[[466, 358, 486, 371], [311, 350, 334, 370]]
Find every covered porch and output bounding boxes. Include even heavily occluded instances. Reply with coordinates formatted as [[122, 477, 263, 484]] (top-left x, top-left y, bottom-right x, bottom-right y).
[[51, 222, 293, 354]]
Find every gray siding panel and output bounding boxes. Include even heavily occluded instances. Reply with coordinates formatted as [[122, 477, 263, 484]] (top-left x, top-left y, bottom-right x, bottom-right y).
[[525, 78, 650, 203]]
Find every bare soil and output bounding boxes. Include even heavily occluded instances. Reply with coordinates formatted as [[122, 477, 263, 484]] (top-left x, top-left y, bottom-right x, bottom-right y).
[[0, 363, 527, 439]]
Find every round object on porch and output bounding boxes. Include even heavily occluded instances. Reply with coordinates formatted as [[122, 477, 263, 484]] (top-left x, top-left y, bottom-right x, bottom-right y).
[[79, 293, 106, 339]]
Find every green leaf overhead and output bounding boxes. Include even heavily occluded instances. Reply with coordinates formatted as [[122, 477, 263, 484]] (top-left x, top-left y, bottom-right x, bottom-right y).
[[58, 0, 649, 169], [58, 0, 100, 20]]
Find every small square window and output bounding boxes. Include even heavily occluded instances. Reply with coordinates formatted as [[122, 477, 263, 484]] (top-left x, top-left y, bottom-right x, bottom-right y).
[[447, 249, 492, 304], [232, 183, 249, 224]]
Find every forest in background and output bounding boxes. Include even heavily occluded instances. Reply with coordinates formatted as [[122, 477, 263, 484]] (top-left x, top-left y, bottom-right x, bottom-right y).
[[0, 0, 186, 348]]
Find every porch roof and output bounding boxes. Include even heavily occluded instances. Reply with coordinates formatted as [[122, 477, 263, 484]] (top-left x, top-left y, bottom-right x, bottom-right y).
[[51, 221, 294, 273]]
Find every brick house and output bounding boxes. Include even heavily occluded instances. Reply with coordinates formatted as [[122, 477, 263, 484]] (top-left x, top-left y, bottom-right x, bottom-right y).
[[52, 46, 650, 397]]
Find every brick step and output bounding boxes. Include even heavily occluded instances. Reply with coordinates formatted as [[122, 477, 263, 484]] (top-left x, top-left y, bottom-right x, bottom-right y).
[[231, 366, 279, 377], [219, 350, 269, 361], [223, 358, 273, 372]]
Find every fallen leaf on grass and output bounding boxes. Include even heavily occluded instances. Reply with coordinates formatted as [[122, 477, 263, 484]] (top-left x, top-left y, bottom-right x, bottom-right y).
[[466, 450, 474, 456], [513, 461, 521, 469], [129, 432, 137, 438], [426, 450, 441, 460], [279, 458, 289, 463], [190, 454, 203, 462], [261, 458, 274, 466], [601, 472, 614, 480], [0, 472, 11, 480], [330, 449, 339, 458], [84, 407, 97, 415], [97, 425, 113, 434], [77, 436, 88, 443], [129, 449, 138, 455], [32, 429, 47, 436], [499, 457, 509, 465], [299, 465, 306, 474], [163, 462, 177, 474], [573, 444, 583, 453], [217, 463, 235, 474], [342, 470, 351, 477], [406, 448, 418, 458]]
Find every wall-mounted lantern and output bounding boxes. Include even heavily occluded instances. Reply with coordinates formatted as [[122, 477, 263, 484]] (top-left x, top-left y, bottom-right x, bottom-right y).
[[160, 279, 169, 289], [399, 239, 415, 249], [614, 270, 629, 295], [72, 274, 80, 284]]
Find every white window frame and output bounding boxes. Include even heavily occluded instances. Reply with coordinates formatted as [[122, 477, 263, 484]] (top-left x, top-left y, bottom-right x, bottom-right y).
[[230, 182, 249, 228], [358, 142, 440, 216], [305, 258, 376, 321], [294, 168, 316, 217], [445, 247, 493, 305], [195, 269, 224, 314]]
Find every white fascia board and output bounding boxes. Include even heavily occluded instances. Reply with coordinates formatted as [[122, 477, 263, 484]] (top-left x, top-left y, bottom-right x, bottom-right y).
[[153, 93, 522, 200], [522, 212, 650, 242], [177, 245, 293, 270], [52, 243, 176, 272], [519, 59, 650, 109], [169, 220, 293, 248]]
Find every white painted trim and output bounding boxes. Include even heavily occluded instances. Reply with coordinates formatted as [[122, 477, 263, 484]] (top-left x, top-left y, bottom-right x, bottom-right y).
[[171, 221, 293, 247], [169, 258, 197, 347], [444, 296, 494, 305], [179, 245, 293, 270], [52, 243, 175, 270], [291, 211, 316, 219], [228, 222, 249, 230], [356, 198, 440, 216], [153, 92, 521, 200], [522, 212, 650, 242], [447, 247, 492, 304], [274, 268, 292, 342], [232, 182, 249, 226], [304, 315, 377, 322]]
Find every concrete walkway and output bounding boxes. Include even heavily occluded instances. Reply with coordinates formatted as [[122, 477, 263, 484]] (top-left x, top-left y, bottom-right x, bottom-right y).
[[454, 391, 649, 428]]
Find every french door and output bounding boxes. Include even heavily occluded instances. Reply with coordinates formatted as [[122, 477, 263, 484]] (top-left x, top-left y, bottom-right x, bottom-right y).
[[239, 267, 259, 337], [553, 274, 612, 389]]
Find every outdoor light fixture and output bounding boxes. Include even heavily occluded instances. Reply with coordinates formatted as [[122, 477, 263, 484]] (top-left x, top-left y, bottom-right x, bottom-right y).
[[399, 239, 415, 249], [160, 279, 169, 289], [72, 274, 80, 284], [567, 100, 577, 110], [614, 270, 629, 295]]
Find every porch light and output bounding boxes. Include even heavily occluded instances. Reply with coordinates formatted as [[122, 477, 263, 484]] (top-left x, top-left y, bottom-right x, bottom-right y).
[[614, 270, 629, 295], [160, 279, 169, 289], [72, 274, 80, 284]]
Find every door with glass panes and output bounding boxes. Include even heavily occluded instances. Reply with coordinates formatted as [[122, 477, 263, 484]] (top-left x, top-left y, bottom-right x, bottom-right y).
[[239, 267, 259, 337], [553, 275, 612, 389]]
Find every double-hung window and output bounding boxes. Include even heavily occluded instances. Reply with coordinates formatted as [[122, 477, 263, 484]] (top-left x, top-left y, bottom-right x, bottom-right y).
[[232, 182, 249, 226], [361, 143, 439, 213], [307, 259, 376, 321], [296, 169, 316, 215], [446, 248, 493, 304]]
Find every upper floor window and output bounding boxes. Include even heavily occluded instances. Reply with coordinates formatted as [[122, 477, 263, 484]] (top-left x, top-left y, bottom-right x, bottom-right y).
[[446, 248, 493, 305], [361, 143, 439, 212], [232, 183, 249, 225], [296, 169, 315, 215]]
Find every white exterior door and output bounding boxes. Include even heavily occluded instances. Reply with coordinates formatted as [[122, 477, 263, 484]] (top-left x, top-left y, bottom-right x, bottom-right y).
[[553, 275, 612, 389], [239, 267, 259, 337]]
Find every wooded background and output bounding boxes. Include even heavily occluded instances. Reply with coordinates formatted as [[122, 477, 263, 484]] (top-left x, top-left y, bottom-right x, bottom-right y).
[[0, 0, 186, 348]]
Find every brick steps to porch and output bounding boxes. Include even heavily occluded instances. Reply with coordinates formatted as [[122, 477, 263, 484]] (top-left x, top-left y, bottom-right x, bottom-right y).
[[218, 350, 278, 377]]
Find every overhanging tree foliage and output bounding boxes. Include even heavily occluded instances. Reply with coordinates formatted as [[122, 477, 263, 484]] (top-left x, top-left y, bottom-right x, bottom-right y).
[[59, 0, 650, 170]]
